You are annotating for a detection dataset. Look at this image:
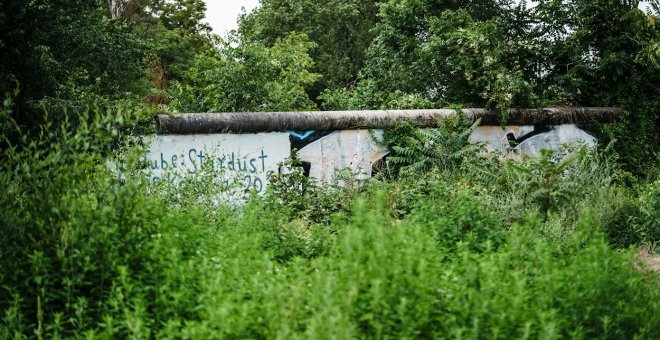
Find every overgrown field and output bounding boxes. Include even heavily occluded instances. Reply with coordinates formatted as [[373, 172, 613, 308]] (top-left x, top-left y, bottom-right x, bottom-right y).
[[1, 110, 659, 339], [2, 1, 659, 337]]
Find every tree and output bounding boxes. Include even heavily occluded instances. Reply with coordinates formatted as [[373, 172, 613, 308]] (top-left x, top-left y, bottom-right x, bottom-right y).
[[168, 33, 321, 113], [339, 1, 536, 111], [0, 0, 221, 142], [0, 0, 145, 136], [320, 0, 657, 174], [106, 0, 215, 83], [106, 0, 210, 34], [238, 0, 386, 93]]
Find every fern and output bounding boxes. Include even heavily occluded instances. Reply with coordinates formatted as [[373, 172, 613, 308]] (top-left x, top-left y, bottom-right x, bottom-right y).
[[505, 149, 579, 221], [385, 111, 483, 177]]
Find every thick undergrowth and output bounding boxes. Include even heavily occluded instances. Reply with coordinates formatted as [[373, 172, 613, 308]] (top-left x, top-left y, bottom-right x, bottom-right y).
[[1, 107, 659, 339]]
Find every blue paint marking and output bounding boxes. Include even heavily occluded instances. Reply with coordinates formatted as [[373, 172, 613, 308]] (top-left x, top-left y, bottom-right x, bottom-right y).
[[288, 130, 315, 140]]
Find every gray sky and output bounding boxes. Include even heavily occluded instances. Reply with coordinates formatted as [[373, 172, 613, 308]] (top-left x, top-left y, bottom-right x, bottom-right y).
[[204, 0, 260, 35], [204, 0, 655, 36]]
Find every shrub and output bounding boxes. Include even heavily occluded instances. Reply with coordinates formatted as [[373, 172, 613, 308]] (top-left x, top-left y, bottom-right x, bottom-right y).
[[408, 182, 505, 252], [0, 104, 215, 338], [634, 180, 660, 251], [385, 111, 483, 178]]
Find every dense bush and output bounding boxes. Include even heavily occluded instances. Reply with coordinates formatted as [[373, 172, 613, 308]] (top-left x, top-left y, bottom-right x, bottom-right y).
[[2, 103, 659, 338], [634, 180, 660, 251], [168, 33, 320, 113], [1, 0, 659, 337]]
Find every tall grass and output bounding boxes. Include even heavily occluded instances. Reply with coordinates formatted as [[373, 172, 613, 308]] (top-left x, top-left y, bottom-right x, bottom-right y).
[[1, 107, 659, 338]]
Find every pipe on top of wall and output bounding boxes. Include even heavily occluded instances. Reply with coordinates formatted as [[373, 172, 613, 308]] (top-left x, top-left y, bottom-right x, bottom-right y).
[[155, 107, 623, 135]]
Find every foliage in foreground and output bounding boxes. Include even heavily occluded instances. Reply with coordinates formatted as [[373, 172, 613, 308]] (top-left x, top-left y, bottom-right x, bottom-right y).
[[0, 1, 657, 337], [1, 106, 659, 338]]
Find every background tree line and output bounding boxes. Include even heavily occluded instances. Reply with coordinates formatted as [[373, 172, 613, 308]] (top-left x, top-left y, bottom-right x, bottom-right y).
[[1, 0, 658, 173], [1, 1, 659, 338]]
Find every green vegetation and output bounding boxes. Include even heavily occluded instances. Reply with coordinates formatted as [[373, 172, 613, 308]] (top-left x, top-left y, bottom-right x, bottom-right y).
[[1, 0, 659, 338], [239, 0, 386, 94], [2, 104, 659, 337]]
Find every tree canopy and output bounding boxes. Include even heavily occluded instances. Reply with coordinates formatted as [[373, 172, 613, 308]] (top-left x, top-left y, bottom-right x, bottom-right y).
[[1, 1, 660, 338], [239, 0, 386, 92], [1, 0, 658, 172]]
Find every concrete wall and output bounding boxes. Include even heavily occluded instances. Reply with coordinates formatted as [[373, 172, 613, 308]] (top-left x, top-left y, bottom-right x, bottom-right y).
[[145, 133, 289, 193], [145, 124, 596, 191]]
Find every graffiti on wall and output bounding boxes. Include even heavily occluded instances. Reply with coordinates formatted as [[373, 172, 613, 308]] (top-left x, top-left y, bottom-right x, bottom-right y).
[[145, 133, 290, 194], [468, 125, 596, 153], [284, 124, 596, 183], [145, 124, 596, 191]]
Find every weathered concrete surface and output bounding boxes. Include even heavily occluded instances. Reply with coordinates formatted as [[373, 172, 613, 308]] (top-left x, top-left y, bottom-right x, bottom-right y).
[[468, 125, 596, 153], [145, 133, 290, 193], [146, 123, 600, 191], [514, 125, 596, 154], [291, 125, 597, 183], [297, 130, 388, 183], [147, 108, 615, 192], [469, 126, 536, 151], [155, 108, 622, 134]]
